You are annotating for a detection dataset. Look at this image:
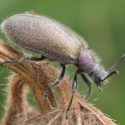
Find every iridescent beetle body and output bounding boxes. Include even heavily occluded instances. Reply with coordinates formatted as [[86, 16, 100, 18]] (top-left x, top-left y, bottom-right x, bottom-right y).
[[1, 13, 124, 117]]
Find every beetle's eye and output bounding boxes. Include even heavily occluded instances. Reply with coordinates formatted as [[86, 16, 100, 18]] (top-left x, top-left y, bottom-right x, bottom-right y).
[[89, 64, 107, 85], [95, 77, 102, 85]]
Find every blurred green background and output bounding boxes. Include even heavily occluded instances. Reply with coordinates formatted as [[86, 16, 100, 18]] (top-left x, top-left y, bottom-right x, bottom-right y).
[[0, 0, 125, 124]]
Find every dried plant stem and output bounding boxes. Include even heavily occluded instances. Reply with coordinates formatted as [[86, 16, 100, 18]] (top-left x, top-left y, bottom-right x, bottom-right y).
[[3, 74, 27, 125], [0, 39, 117, 125], [0, 40, 57, 112]]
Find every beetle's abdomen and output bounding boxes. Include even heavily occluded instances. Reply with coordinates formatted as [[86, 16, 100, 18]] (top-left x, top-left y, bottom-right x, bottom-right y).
[[1, 13, 87, 64]]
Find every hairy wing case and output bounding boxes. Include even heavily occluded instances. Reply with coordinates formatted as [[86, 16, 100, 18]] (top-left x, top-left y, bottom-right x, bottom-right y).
[[2, 13, 88, 64]]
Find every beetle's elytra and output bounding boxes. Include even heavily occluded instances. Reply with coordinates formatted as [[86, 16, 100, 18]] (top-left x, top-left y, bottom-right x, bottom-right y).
[[1, 13, 125, 117]]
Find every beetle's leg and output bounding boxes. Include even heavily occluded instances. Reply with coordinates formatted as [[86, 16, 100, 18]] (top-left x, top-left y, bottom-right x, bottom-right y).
[[80, 73, 92, 99], [0, 55, 46, 65], [52, 64, 66, 87], [25, 55, 46, 61], [65, 70, 78, 119], [44, 64, 66, 99], [0, 60, 21, 65]]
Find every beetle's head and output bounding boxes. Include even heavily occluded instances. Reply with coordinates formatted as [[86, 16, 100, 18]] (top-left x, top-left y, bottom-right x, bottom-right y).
[[78, 49, 120, 86]]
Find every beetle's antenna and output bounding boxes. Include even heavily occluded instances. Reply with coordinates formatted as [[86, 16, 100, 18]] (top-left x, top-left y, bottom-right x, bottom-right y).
[[101, 54, 125, 81]]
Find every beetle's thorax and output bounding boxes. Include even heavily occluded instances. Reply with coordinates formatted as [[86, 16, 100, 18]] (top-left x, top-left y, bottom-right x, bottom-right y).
[[78, 48, 107, 85], [78, 49, 95, 73]]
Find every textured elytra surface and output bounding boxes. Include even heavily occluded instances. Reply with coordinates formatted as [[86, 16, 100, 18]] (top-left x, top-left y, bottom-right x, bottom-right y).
[[1, 13, 88, 64]]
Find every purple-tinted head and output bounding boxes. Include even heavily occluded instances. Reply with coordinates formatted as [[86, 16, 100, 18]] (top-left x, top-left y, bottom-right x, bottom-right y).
[[78, 49, 125, 86], [78, 49, 108, 85]]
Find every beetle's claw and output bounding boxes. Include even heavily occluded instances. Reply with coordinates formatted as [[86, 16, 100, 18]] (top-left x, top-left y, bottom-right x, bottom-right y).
[[116, 70, 119, 74], [43, 83, 56, 99], [43, 89, 49, 100], [64, 111, 69, 119], [52, 80, 60, 87], [85, 86, 92, 100], [97, 86, 102, 92]]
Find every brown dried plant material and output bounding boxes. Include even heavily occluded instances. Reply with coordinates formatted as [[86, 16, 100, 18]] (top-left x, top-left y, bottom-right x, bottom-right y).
[[0, 39, 117, 125]]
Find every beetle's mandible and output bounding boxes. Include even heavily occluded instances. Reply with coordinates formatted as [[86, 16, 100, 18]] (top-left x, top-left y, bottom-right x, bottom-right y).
[[1, 13, 125, 117]]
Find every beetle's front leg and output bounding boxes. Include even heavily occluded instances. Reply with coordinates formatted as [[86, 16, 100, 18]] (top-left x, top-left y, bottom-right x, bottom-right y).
[[80, 73, 92, 99], [26, 55, 46, 61]]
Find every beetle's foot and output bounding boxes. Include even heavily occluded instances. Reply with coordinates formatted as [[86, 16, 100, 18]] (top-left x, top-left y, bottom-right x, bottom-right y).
[[43, 88, 49, 99], [97, 86, 102, 92], [43, 84, 55, 99], [52, 80, 60, 87], [43, 80, 60, 99], [64, 110, 69, 119], [85, 86, 92, 100]]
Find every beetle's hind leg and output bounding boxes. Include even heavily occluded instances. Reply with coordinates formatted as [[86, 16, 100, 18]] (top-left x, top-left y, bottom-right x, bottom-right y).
[[52, 64, 66, 87], [0, 55, 46, 66], [25, 55, 46, 61]]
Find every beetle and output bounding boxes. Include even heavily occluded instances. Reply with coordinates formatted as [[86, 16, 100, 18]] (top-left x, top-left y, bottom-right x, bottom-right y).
[[1, 13, 125, 116]]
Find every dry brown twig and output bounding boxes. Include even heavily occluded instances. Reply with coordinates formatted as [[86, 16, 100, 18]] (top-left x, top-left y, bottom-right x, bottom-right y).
[[0, 39, 117, 125]]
